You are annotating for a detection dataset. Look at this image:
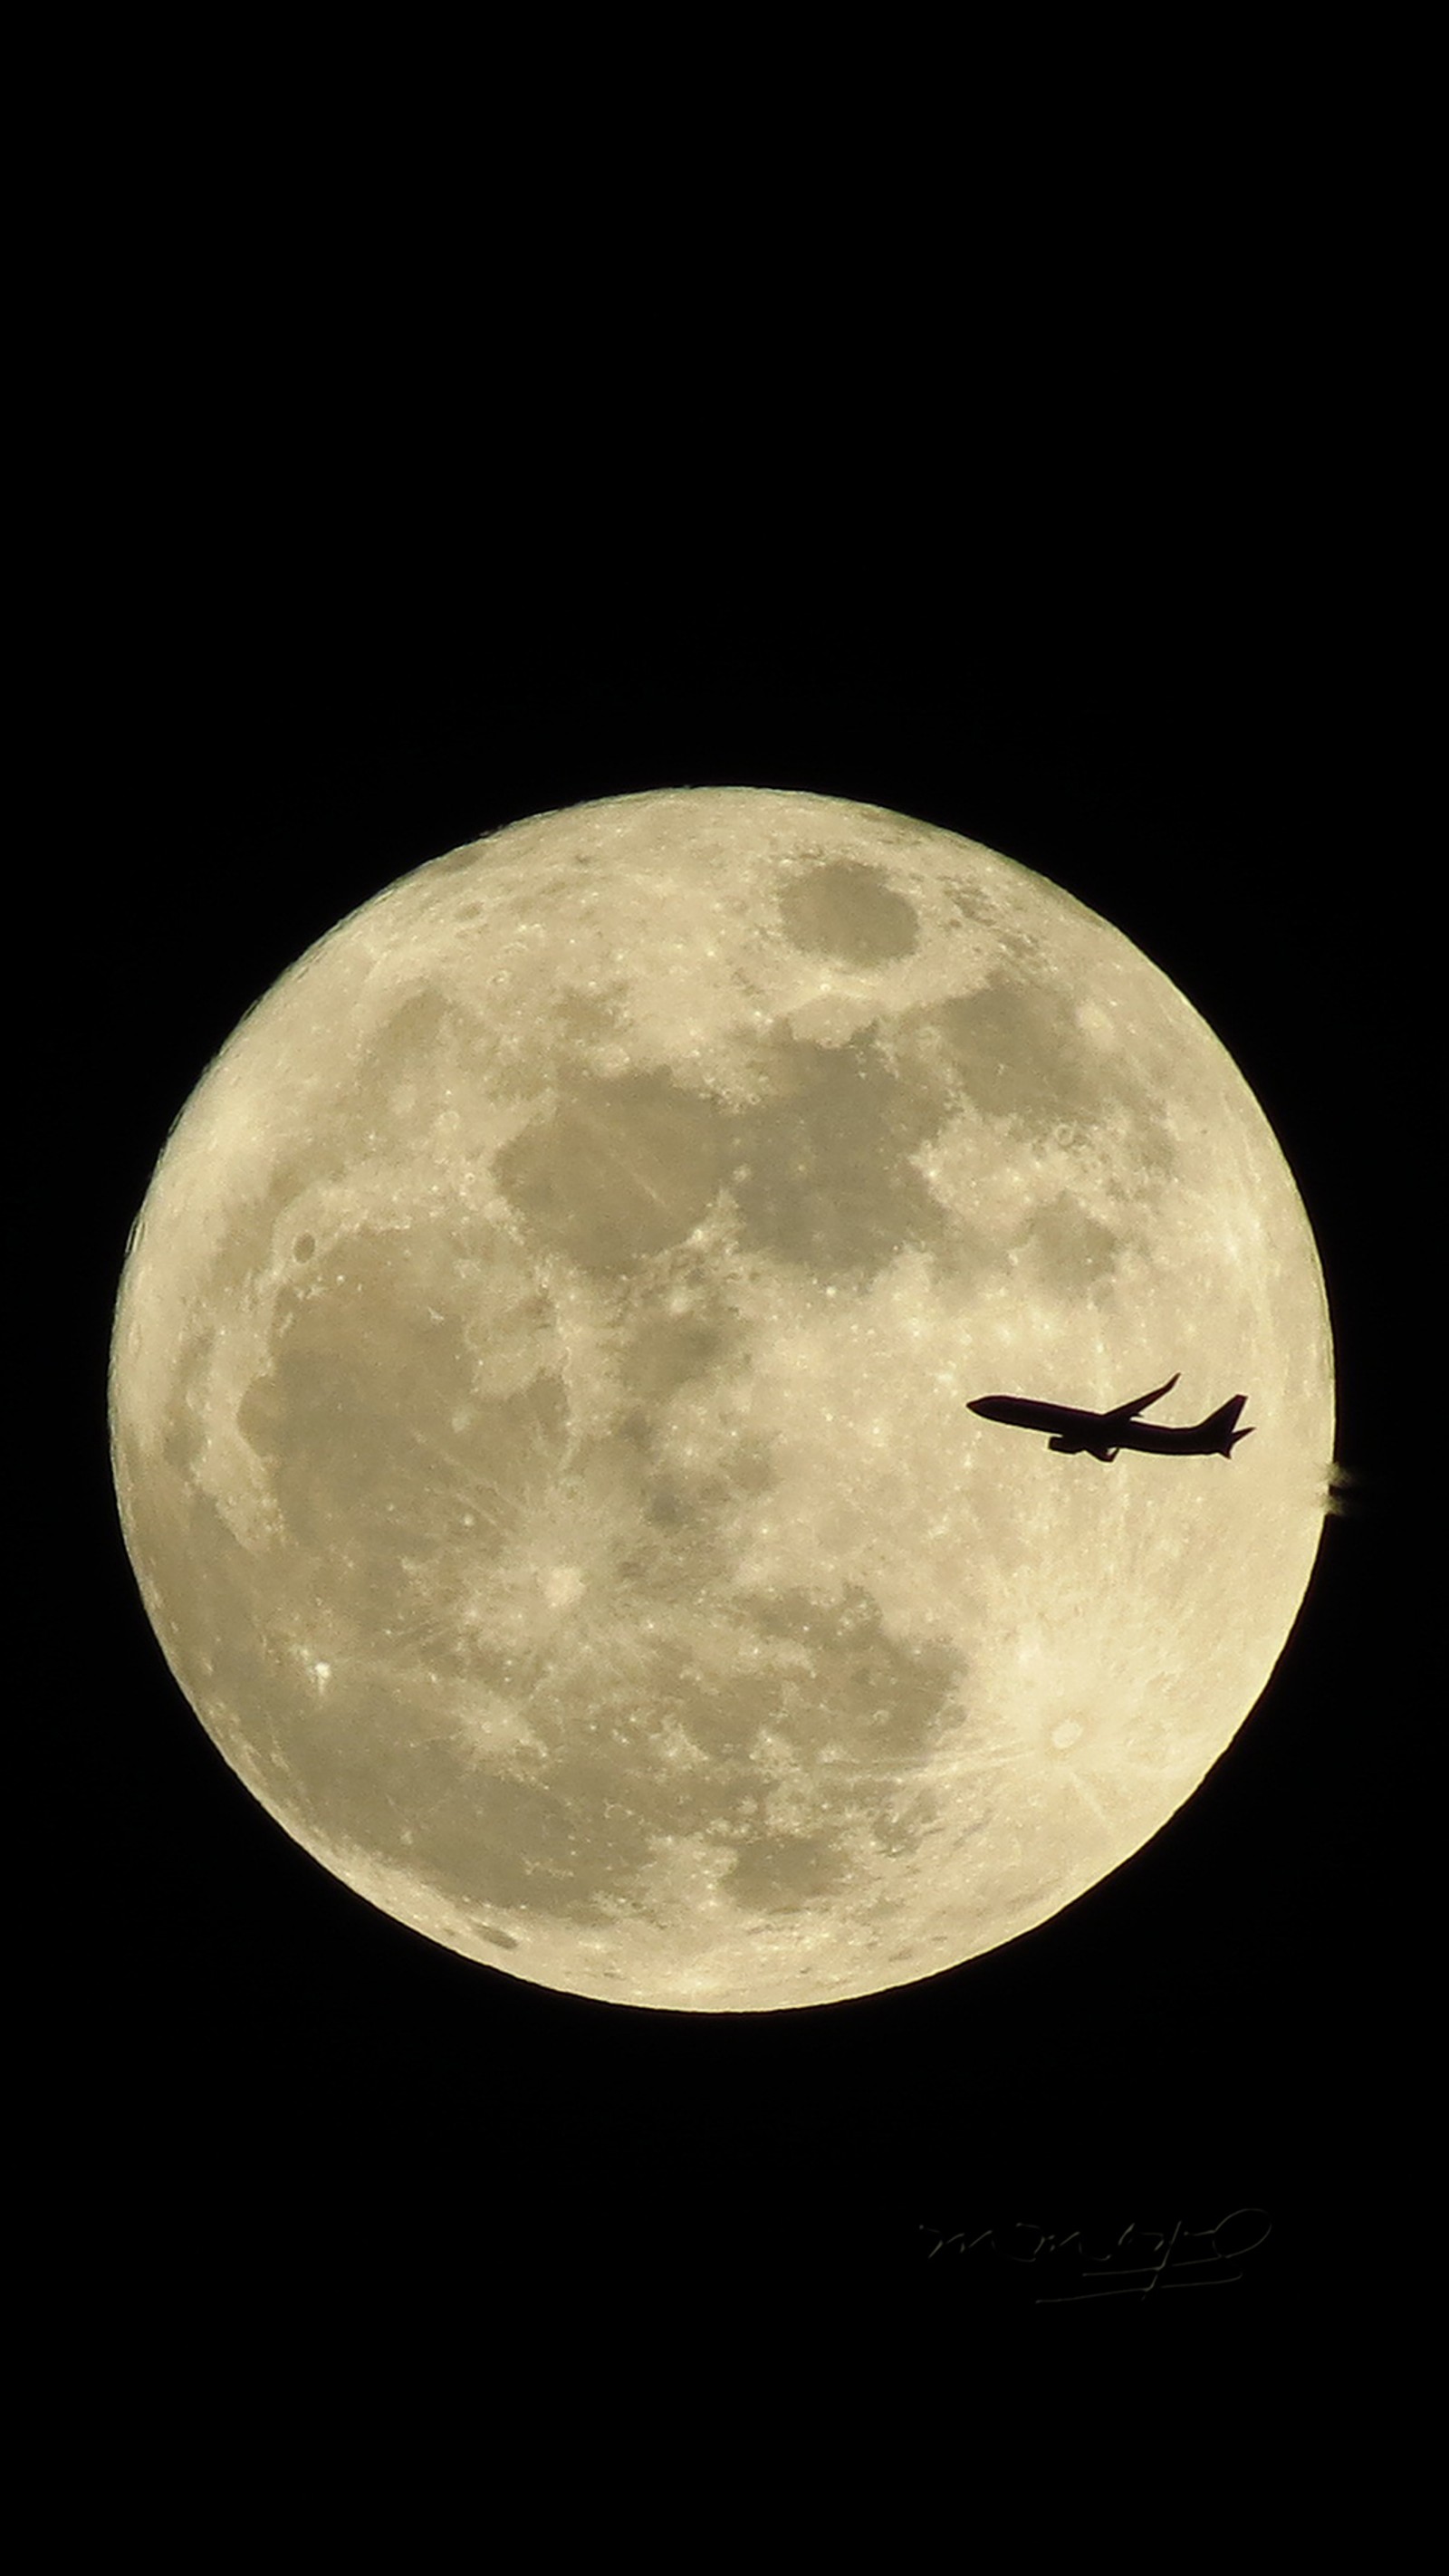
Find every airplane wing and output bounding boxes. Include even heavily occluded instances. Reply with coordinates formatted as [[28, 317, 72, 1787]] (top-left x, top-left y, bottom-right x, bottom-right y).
[[1100, 1372, 1180, 1426]]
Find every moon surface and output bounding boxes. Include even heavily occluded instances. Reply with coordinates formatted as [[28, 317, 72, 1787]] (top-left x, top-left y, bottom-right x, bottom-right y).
[[110, 787, 1332, 2011]]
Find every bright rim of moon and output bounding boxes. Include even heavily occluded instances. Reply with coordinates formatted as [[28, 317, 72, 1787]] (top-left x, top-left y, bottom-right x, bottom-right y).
[[110, 788, 1332, 2012]]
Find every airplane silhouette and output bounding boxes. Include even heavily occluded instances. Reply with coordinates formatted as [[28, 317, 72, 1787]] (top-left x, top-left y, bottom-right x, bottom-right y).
[[967, 1373, 1252, 1463]]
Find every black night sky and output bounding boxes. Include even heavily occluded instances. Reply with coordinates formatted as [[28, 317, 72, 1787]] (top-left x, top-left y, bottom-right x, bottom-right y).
[[67, 355, 1422, 2374]]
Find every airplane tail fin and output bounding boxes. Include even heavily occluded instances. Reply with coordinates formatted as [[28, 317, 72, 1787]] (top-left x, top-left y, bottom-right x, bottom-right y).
[[1208, 1395, 1253, 1457]]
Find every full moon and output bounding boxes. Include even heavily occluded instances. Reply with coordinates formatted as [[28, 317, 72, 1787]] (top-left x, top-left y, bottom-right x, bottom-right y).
[[110, 787, 1332, 2011]]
